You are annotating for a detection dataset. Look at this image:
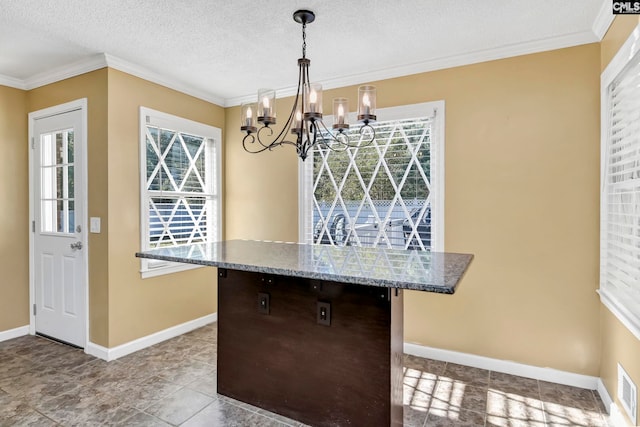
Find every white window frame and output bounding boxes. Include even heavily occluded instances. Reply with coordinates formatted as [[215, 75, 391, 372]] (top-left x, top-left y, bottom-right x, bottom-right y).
[[299, 101, 445, 251], [139, 107, 222, 278], [599, 23, 640, 341]]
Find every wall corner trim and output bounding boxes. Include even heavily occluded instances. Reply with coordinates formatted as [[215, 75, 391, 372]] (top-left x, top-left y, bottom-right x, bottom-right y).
[[404, 342, 599, 390], [0, 325, 30, 343], [85, 313, 217, 361]]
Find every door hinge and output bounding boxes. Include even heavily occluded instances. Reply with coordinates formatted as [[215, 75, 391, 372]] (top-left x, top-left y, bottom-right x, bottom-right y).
[[33, 304, 36, 316], [32, 221, 35, 232], [31, 137, 35, 149]]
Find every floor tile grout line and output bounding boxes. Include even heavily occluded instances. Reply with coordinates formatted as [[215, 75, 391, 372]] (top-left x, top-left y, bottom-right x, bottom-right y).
[[1, 332, 611, 427]]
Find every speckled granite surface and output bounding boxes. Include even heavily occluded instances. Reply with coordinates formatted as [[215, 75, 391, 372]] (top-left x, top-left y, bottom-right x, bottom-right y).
[[136, 240, 473, 293]]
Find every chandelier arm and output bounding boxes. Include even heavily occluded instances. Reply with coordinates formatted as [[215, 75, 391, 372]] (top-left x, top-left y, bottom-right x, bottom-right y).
[[314, 120, 349, 152], [255, 126, 277, 149], [242, 132, 300, 155], [257, 60, 306, 153], [270, 62, 305, 146], [298, 119, 316, 160], [357, 123, 377, 148], [315, 119, 377, 150], [242, 133, 273, 154]]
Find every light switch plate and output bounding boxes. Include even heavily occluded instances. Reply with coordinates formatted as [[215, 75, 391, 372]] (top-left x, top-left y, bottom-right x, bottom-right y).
[[90, 217, 101, 233]]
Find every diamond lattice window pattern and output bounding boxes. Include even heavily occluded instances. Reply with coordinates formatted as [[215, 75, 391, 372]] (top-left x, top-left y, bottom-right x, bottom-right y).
[[145, 126, 213, 248], [311, 117, 433, 250]]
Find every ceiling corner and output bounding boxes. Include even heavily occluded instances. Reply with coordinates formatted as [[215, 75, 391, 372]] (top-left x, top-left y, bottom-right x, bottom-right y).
[[592, 0, 615, 40], [0, 74, 27, 90]]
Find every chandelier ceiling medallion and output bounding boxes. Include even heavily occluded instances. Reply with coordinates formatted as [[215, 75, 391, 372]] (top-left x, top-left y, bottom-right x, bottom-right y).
[[240, 9, 378, 161]]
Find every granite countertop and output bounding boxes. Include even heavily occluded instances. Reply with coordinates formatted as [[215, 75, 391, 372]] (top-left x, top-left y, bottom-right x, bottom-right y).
[[136, 240, 473, 293]]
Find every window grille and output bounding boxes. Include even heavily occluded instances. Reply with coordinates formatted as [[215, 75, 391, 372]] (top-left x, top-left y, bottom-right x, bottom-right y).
[[300, 102, 444, 251], [140, 108, 221, 277]]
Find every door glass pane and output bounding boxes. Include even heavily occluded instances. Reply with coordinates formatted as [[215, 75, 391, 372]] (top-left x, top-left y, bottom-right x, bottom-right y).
[[56, 166, 64, 198], [57, 200, 65, 232], [41, 200, 57, 233], [68, 166, 74, 198], [68, 200, 75, 232], [40, 129, 75, 234], [41, 134, 55, 167], [56, 132, 65, 165], [67, 131, 74, 163]]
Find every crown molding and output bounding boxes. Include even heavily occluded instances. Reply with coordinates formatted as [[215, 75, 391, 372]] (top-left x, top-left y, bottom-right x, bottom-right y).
[[23, 54, 108, 90], [0, 74, 27, 90], [3, 52, 225, 107], [225, 30, 599, 107], [3, 24, 603, 108], [104, 54, 225, 107], [593, 0, 615, 40]]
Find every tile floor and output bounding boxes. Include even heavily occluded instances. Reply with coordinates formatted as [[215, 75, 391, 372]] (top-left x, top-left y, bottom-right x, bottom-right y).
[[0, 323, 610, 426]]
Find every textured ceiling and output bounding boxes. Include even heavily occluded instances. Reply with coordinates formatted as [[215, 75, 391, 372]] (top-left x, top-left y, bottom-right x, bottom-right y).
[[0, 0, 607, 105]]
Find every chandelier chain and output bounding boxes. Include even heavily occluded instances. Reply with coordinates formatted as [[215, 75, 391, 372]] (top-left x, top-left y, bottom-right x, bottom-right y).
[[302, 22, 307, 59]]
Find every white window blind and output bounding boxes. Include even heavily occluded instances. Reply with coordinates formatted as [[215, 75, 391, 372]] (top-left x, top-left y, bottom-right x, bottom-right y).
[[300, 101, 444, 251], [601, 47, 640, 337], [139, 107, 221, 278]]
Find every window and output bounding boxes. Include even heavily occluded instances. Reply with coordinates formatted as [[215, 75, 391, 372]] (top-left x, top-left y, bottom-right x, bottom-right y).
[[300, 101, 444, 251], [139, 107, 221, 278], [40, 129, 75, 234], [600, 27, 640, 339]]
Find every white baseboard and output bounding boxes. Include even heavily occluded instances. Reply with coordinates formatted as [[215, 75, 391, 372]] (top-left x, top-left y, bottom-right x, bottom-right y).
[[0, 325, 29, 343], [598, 378, 614, 413], [404, 342, 599, 390], [86, 313, 217, 361]]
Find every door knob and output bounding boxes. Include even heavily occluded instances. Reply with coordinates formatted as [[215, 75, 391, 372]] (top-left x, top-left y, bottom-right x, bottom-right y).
[[70, 241, 83, 250]]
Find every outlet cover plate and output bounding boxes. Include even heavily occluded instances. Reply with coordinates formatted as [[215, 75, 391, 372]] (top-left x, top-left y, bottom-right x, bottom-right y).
[[258, 292, 270, 315], [317, 301, 331, 326]]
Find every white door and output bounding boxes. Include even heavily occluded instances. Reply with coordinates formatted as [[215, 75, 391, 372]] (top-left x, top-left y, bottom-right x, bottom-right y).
[[32, 105, 86, 347]]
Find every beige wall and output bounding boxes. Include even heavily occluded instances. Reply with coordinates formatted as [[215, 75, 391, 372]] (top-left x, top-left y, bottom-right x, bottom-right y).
[[600, 15, 640, 426], [22, 69, 222, 347], [106, 69, 223, 347], [0, 85, 29, 332], [27, 69, 110, 345], [225, 96, 300, 242], [226, 44, 602, 375]]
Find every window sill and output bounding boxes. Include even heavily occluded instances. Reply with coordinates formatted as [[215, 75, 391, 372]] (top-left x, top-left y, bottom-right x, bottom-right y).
[[598, 288, 640, 341], [140, 262, 203, 279]]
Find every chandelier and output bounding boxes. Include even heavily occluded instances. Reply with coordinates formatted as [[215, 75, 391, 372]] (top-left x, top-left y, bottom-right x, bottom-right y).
[[240, 9, 377, 161]]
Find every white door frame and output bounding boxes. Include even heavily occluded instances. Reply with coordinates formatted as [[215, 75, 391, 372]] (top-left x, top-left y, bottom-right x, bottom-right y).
[[28, 98, 89, 349]]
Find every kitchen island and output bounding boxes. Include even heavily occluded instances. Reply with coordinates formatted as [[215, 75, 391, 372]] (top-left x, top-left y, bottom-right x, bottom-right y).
[[136, 240, 472, 426]]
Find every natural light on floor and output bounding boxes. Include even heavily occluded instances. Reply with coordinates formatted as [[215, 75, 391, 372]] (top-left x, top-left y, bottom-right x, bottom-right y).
[[402, 356, 609, 426]]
